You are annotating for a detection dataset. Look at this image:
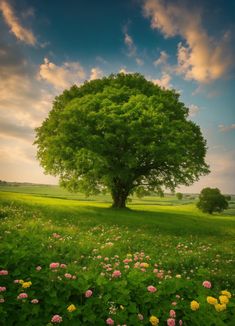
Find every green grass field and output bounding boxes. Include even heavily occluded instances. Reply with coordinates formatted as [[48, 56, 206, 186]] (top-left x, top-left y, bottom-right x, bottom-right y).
[[0, 186, 235, 325]]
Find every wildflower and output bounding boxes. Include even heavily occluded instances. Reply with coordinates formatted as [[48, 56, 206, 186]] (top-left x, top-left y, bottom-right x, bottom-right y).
[[190, 300, 200, 311], [120, 305, 124, 310], [67, 304, 76, 312], [106, 318, 114, 325], [214, 303, 226, 312], [147, 285, 157, 293], [60, 264, 67, 269], [140, 262, 149, 268], [0, 270, 8, 275], [51, 315, 63, 323], [175, 274, 181, 278], [14, 280, 20, 283], [22, 281, 32, 288], [221, 290, 231, 298], [17, 293, 28, 299], [64, 273, 72, 279], [50, 263, 60, 269], [167, 318, 175, 326], [0, 298, 5, 303], [36, 266, 42, 271], [219, 295, 229, 304], [19, 280, 24, 284], [169, 310, 176, 318], [31, 299, 39, 304], [149, 315, 159, 325], [202, 281, 211, 288], [112, 270, 121, 278], [171, 302, 177, 306], [85, 290, 93, 298], [207, 296, 218, 305], [179, 320, 183, 325], [0, 287, 6, 292], [138, 314, 144, 320]]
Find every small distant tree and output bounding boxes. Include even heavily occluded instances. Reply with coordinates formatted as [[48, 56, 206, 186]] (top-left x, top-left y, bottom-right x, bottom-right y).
[[176, 192, 183, 200], [225, 195, 231, 201], [197, 187, 228, 214]]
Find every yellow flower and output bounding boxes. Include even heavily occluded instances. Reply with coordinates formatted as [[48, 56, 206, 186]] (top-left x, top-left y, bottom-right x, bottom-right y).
[[190, 300, 200, 311], [215, 303, 226, 312], [140, 263, 149, 268], [19, 280, 24, 284], [120, 305, 125, 310], [221, 290, 231, 299], [127, 253, 132, 257], [22, 281, 32, 288], [207, 296, 218, 305], [149, 315, 159, 325], [219, 295, 229, 304], [67, 304, 76, 312]]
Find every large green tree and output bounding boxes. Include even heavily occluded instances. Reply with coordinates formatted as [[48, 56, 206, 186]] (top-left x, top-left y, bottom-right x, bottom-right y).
[[35, 73, 209, 208]]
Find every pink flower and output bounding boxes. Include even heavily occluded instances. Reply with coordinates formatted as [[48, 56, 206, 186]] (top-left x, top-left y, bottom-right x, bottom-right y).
[[60, 264, 67, 269], [202, 281, 211, 288], [64, 273, 72, 279], [31, 299, 39, 304], [171, 302, 177, 306], [0, 270, 8, 275], [36, 266, 42, 271], [170, 310, 176, 318], [14, 279, 19, 283], [17, 293, 28, 299], [50, 263, 60, 269], [106, 318, 114, 325], [85, 290, 93, 298], [51, 315, 63, 323], [52, 233, 61, 239], [179, 320, 183, 325], [0, 298, 5, 303], [112, 270, 121, 278], [167, 318, 176, 326], [0, 287, 6, 292], [147, 285, 157, 293]]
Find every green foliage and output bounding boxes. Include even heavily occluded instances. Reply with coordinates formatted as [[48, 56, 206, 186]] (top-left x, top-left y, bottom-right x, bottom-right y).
[[35, 73, 209, 208], [225, 195, 231, 201], [197, 188, 229, 214], [176, 192, 183, 200]]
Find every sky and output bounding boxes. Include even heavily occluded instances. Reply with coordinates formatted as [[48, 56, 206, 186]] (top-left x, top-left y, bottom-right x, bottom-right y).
[[0, 0, 234, 193]]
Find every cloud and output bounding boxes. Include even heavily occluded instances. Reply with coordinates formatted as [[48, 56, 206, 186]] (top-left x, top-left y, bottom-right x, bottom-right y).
[[218, 124, 235, 132], [90, 67, 103, 80], [124, 32, 136, 57], [188, 104, 200, 117], [119, 67, 133, 74], [123, 27, 144, 66], [0, 118, 34, 141], [39, 58, 86, 89], [152, 72, 172, 88], [143, 0, 232, 83], [0, 0, 36, 45], [154, 50, 169, 66], [178, 149, 235, 194]]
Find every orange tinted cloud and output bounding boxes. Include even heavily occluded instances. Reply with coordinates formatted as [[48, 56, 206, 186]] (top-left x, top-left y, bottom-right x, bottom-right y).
[[143, 0, 232, 83], [0, 0, 36, 45]]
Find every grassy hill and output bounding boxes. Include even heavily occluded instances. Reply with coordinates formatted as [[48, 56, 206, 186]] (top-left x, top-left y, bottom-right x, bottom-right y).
[[0, 188, 234, 325]]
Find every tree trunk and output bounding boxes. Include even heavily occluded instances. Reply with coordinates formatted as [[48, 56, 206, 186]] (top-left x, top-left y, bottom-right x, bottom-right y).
[[111, 184, 130, 208]]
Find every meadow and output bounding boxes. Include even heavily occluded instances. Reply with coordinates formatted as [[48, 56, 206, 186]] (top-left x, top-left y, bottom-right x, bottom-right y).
[[0, 186, 234, 325]]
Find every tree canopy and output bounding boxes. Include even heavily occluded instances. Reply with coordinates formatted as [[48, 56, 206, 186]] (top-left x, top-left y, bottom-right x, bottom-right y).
[[35, 73, 209, 208], [197, 187, 228, 214]]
